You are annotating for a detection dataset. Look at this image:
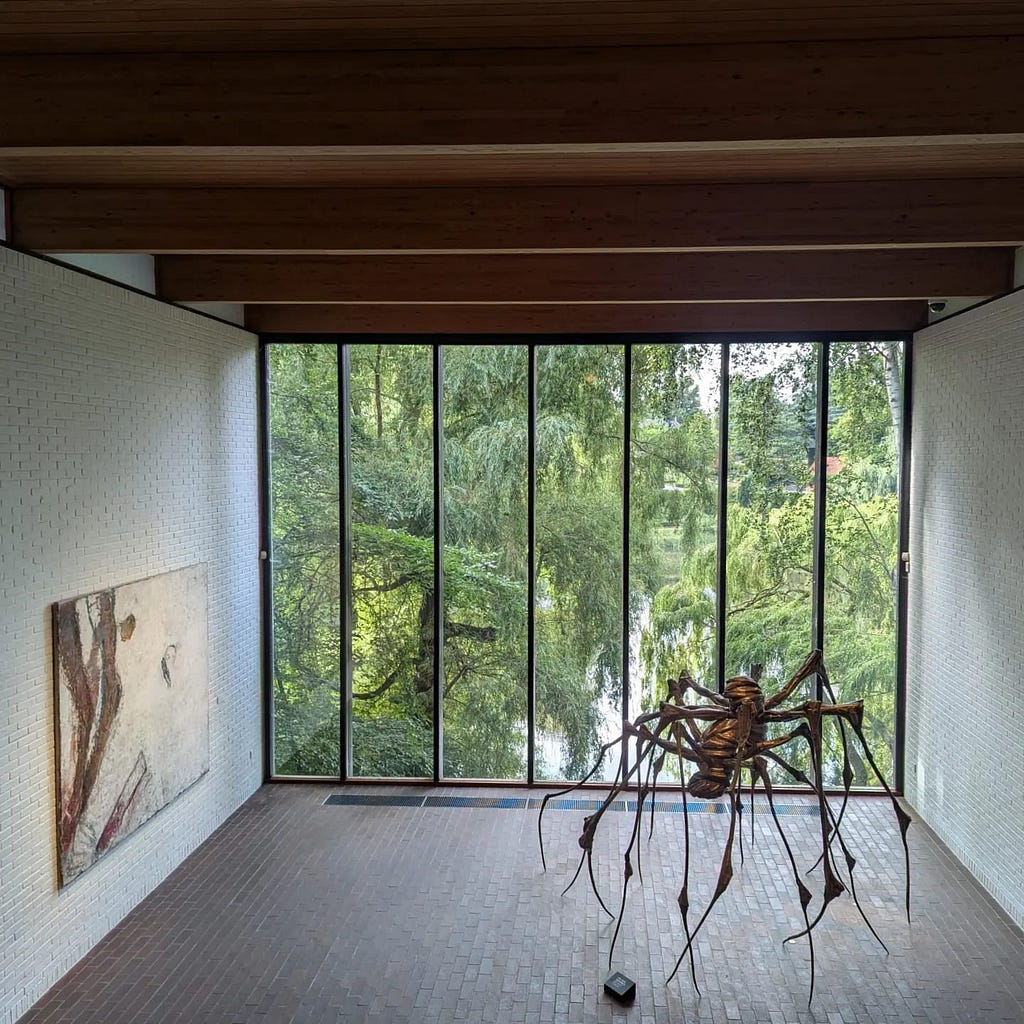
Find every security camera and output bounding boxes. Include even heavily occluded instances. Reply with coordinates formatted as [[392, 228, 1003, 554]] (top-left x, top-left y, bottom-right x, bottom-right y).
[[928, 300, 947, 314]]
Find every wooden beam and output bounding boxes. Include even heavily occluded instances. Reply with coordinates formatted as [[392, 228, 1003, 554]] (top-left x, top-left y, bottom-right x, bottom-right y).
[[157, 250, 1012, 303], [1, 1, 1022, 53], [245, 300, 929, 335], [3, 139, 1024, 189], [1, 39, 1021, 148], [15, 180, 1024, 253]]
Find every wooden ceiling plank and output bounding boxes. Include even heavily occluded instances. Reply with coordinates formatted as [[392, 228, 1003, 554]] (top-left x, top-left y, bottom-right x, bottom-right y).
[[2, 39, 1022, 148], [2, 139, 1024, 189], [157, 249, 1012, 303], [243, 299, 929, 334], [14, 180, 1024, 253], [1, 1, 1023, 52]]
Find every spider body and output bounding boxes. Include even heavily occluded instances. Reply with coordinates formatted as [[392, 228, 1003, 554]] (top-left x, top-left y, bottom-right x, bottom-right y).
[[686, 672, 767, 798]]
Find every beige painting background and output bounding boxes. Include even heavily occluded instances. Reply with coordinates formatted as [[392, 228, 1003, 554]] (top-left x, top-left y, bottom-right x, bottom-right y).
[[55, 564, 209, 885]]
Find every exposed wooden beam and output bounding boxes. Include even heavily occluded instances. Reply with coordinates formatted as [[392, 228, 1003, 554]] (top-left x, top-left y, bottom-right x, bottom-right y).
[[1, 39, 1021, 148], [15, 180, 1024, 253], [245, 300, 928, 335], [157, 250, 1013, 303], [3, 139, 1024, 189], [2, 1, 1022, 53]]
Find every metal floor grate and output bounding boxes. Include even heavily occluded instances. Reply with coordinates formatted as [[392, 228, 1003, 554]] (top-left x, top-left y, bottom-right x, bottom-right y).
[[424, 795, 529, 808], [324, 793, 819, 815], [323, 794, 426, 807]]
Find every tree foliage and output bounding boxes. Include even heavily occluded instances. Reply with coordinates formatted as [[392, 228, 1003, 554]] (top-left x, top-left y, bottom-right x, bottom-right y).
[[269, 338, 902, 786]]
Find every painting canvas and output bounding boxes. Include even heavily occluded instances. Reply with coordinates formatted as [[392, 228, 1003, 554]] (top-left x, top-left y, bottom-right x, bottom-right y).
[[53, 565, 209, 886]]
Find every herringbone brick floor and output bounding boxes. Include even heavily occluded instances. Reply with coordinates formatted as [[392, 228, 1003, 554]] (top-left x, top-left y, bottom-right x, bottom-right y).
[[18, 784, 1024, 1023]]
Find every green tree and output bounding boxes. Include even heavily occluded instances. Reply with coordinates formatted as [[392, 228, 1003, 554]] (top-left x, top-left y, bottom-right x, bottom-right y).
[[269, 338, 903, 788]]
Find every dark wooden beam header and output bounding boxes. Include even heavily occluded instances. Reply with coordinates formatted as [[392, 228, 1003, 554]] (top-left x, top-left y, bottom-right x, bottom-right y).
[[244, 300, 928, 335], [1, 1, 1022, 53], [1, 38, 1022, 148], [14, 179, 1024, 253], [158, 249, 1012, 303], [3, 139, 1024, 189]]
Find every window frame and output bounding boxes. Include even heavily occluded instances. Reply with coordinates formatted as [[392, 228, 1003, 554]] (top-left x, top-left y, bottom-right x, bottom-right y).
[[259, 332, 912, 791]]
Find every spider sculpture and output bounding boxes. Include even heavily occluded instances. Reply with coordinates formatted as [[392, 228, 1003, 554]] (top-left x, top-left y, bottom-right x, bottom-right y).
[[538, 649, 911, 1004]]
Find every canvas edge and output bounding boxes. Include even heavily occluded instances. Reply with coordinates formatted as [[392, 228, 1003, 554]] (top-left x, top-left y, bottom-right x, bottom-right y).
[[51, 599, 68, 890]]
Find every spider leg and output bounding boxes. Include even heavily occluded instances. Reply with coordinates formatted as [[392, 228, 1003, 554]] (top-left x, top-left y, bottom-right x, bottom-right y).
[[749, 763, 757, 849], [771, 688, 911, 926], [538, 732, 626, 871], [753, 721, 812, 752], [577, 722, 676, 918], [778, 705, 847, 941], [754, 723, 841, 876], [638, 713, 708, 847], [561, 744, 625, 911], [585, 849, 613, 917], [609, 718, 687, 967], [558, 734, 632, 914], [760, 752, 838, 943], [764, 648, 823, 709], [684, 716, 703, 753], [800, 685, 857, 879], [735, 786, 744, 866], [750, 756, 816, 1005], [545, 707, 672, 896], [764, 748, 890, 957], [673, 726, 700, 995], [634, 732, 653, 886], [668, 703, 753, 985], [578, 744, 636, 917], [608, 740, 656, 969], [648, 750, 666, 841], [678, 675, 731, 707], [819, 663, 912, 923], [815, 662, 856, 846]]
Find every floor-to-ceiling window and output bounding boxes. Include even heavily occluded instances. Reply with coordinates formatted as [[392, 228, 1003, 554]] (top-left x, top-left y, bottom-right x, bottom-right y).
[[265, 335, 908, 788], [726, 342, 819, 782], [266, 343, 342, 776]]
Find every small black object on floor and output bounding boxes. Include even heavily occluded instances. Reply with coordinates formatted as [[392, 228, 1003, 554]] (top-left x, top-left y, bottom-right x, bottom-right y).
[[604, 971, 636, 1003]]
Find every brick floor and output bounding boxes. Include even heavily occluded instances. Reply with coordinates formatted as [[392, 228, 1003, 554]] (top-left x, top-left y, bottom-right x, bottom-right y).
[[18, 784, 1024, 1023]]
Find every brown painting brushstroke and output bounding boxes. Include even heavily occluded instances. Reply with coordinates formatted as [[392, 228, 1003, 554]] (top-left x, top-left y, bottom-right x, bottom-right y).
[[56, 590, 123, 863], [96, 751, 149, 855]]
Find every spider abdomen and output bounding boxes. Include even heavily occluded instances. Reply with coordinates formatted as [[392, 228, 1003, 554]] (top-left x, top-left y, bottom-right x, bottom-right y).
[[688, 713, 767, 799]]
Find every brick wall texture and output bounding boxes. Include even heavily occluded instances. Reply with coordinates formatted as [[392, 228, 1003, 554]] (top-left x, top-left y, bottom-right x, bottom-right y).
[[906, 287, 1024, 930], [0, 246, 263, 1024]]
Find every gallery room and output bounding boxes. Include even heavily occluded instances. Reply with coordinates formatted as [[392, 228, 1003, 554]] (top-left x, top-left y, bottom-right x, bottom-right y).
[[1, 3, 1023, 1022]]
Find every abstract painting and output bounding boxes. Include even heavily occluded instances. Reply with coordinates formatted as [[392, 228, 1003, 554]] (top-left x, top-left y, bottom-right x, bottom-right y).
[[53, 565, 209, 886]]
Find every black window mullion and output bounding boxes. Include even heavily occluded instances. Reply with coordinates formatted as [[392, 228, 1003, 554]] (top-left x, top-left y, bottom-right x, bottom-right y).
[[716, 343, 730, 692], [621, 344, 633, 784], [527, 344, 537, 785], [339, 342, 353, 781], [894, 336, 913, 793], [258, 340, 274, 781], [811, 342, 830, 701], [433, 345, 445, 782]]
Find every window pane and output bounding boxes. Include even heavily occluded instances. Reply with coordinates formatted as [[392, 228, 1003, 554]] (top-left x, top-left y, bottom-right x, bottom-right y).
[[630, 344, 720, 737], [349, 344, 434, 778], [823, 341, 903, 786], [442, 345, 528, 780], [268, 343, 341, 776], [726, 342, 818, 783], [535, 345, 624, 782]]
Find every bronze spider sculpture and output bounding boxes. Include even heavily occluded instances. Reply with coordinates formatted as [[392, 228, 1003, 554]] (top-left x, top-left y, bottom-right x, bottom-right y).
[[538, 649, 911, 1004]]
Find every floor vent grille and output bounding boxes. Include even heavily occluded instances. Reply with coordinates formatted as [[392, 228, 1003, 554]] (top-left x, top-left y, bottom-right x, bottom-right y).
[[324, 793, 819, 815]]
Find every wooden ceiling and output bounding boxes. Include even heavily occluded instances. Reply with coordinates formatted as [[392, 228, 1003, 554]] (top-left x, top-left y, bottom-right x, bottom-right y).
[[2, 1, 1023, 335]]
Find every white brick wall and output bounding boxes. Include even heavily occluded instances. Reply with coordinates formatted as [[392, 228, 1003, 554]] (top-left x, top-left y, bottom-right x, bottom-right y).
[[906, 287, 1024, 928], [0, 246, 262, 1023]]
